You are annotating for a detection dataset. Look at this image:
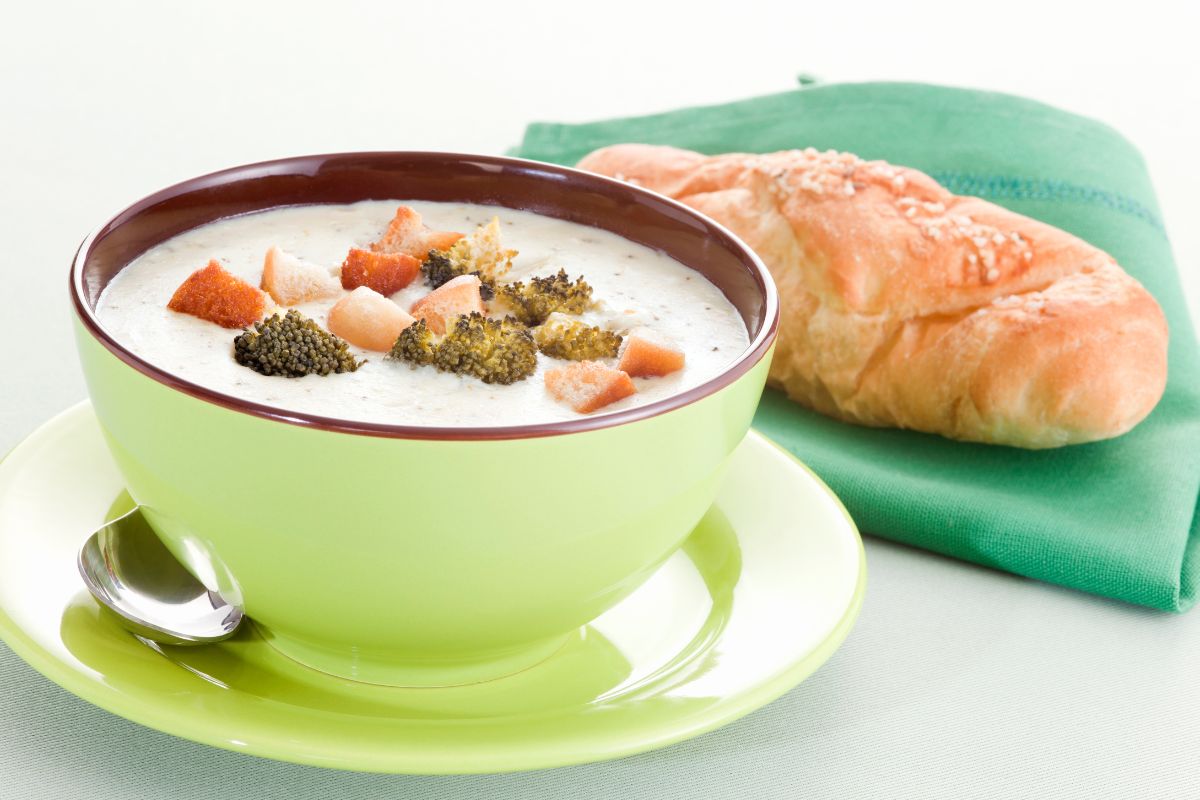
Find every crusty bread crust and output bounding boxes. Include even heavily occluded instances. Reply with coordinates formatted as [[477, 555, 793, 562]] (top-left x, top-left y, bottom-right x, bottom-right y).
[[578, 144, 1169, 447]]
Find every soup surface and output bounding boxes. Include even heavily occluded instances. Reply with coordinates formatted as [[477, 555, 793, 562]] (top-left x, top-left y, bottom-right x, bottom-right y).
[[95, 200, 750, 427]]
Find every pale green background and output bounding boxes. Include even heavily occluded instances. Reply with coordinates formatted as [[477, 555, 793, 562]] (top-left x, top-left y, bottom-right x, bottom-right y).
[[2, 1, 1199, 797]]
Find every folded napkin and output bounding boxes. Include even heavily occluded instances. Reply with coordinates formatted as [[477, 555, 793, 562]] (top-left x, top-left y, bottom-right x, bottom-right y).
[[512, 81, 1200, 611]]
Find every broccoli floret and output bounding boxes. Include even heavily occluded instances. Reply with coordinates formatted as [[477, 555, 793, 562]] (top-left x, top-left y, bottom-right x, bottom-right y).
[[496, 269, 595, 326], [534, 314, 623, 360], [421, 250, 496, 300], [389, 313, 537, 385], [234, 310, 363, 377], [421, 250, 460, 288], [435, 313, 537, 384], [390, 318, 437, 365]]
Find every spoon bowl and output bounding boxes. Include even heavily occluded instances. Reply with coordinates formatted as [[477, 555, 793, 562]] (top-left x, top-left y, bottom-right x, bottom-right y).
[[77, 507, 243, 645]]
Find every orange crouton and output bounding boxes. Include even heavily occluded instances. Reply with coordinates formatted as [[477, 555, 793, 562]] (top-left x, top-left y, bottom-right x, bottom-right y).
[[167, 260, 269, 329], [261, 245, 341, 305], [340, 248, 420, 296], [544, 361, 636, 414], [328, 287, 416, 352], [371, 205, 464, 258], [618, 329, 686, 377], [409, 274, 485, 334]]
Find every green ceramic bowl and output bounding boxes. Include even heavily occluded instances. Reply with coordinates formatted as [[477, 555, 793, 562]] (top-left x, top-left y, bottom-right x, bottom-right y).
[[70, 153, 778, 687]]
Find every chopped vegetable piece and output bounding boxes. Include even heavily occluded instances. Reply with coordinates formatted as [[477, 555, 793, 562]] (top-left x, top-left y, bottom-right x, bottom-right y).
[[328, 286, 417, 352], [371, 206, 464, 258], [260, 245, 341, 306], [534, 313, 622, 360], [234, 310, 362, 377], [495, 269, 594, 326], [167, 259, 269, 329], [389, 313, 537, 385], [410, 274, 485, 334], [434, 313, 538, 385], [618, 329, 686, 377], [390, 318, 437, 366], [340, 248, 420, 296], [544, 361, 636, 413]]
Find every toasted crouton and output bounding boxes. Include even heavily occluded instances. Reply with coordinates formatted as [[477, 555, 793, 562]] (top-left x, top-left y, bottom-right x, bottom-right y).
[[260, 246, 341, 306], [544, 361, 636, 413], [167, 260, 269, 328], [340, 248, 421, 296], [618, 329, 686, 377], [409, 274, 485, 334], [442, 217, 516, 282], [371, 205, 464, 258], [328, 287, 417, 351]]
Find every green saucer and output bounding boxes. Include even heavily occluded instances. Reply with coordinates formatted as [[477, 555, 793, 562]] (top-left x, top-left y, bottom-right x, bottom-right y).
[[0, 403, 865, 774]]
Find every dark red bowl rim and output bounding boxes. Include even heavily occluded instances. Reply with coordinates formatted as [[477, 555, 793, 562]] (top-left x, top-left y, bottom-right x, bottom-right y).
[[70, 151, 779, 441]]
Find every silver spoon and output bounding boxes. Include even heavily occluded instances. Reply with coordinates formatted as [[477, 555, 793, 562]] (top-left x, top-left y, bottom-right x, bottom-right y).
[[77, 507, 243, 645]]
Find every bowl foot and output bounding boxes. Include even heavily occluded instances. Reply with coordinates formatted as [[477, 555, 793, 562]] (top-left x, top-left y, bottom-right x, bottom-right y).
[[257, 624, 571, 688]]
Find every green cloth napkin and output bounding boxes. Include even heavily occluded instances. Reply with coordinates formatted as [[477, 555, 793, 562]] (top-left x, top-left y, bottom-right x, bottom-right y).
[[511, 81, 1200, 611]]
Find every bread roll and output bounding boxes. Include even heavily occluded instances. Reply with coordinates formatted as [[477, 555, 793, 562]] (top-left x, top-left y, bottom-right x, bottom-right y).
[[578, 144, 1168, 448]]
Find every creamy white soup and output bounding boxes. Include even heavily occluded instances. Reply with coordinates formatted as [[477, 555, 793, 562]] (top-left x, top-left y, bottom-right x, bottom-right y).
[[95, 200, 750, 427]]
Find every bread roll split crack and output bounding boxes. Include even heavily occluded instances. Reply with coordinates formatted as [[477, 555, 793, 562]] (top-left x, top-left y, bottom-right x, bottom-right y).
[[579, 144, 1168, 448]]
